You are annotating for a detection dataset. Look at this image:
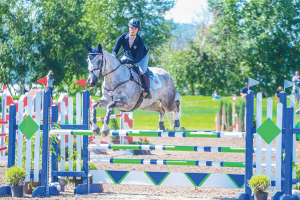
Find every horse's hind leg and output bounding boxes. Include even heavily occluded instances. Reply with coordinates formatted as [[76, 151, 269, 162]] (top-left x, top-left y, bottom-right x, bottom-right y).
[[174, 100, 185, 130], [158, 112, 165, 130], [141, 102, 165, 131], [162, 89, 185, 130]]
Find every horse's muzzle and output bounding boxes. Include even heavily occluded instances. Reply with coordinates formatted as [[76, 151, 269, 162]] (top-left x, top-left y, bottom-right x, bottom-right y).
[[88, 78, 97, 88]]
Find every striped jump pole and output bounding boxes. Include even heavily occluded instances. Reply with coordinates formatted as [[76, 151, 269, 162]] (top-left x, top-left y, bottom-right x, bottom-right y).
[[0, 120, 7, 125], [0, 147, 7, 152], [88, 144, 275, 153], [49, 130, 93, 136], [0, 132, 6, 157], [106, 130, 245, 138], [96, 114, 122, 121], [90, 158, 248, 168]]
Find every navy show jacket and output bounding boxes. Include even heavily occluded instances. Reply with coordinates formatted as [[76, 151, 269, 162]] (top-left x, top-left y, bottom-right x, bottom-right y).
[[112, 33, 149, 64]]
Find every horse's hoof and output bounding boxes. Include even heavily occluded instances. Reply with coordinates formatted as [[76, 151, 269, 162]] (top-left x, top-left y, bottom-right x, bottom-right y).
[[93, 127, 100, 136], [101, 129, 110, 137], [179, 126, 186, 131], [174, 126, 185, 131]]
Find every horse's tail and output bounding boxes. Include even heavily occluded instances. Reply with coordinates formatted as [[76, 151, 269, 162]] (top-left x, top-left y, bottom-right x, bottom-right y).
[[166, 90, 181, 129]]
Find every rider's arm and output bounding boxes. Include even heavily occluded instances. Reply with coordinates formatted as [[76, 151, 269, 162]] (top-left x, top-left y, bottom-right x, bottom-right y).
[[112, 34, 124, 56], [293, 76, 299, 82], [123, 38, 145, 64]]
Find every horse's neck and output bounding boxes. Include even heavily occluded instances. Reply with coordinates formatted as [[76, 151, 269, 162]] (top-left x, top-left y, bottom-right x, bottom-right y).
[[102, 53, 130, 85]]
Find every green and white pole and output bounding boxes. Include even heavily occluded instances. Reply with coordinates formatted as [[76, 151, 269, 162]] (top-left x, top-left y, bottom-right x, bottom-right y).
[[88, 144, 246, 153], [50, 130, 93, 136], [105, 130, 245, 138], [88, 144, 275, 153]]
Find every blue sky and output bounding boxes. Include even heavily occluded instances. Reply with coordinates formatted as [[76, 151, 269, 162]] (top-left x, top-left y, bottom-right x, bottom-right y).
[[165, 0, 208, 24]]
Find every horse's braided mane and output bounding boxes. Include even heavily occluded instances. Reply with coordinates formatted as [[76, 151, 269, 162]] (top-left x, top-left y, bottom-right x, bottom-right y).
[[102, 50, 120, 66]]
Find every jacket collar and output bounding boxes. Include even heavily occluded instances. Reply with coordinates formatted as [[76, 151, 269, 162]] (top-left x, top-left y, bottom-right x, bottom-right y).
[[125, 33, 139, 41]]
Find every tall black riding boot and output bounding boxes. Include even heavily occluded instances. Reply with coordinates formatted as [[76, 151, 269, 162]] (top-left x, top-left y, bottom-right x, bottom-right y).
[[141, 72, 152, 99]]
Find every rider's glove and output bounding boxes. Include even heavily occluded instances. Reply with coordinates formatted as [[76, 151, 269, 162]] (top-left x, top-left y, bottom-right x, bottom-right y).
[[121, 59, 127, 64]]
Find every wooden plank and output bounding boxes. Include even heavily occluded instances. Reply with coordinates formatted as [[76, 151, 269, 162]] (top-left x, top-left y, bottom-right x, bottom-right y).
[[60, 101, 66, 171], [276, 103, 283, 190], [17, 99, 24, 167], [256, 93, 262, 175], [68, 97, 73, 173], [290, 94, 296, 179], [25, 96, 32, 182], [34, 93, 41, 182], [266, 98, 273, 183], [76, 93, 81, 178]]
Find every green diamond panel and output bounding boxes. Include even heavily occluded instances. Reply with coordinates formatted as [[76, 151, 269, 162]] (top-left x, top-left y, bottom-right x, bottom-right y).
[[256, 118, 281, 144], [18, 115, 39, 140]]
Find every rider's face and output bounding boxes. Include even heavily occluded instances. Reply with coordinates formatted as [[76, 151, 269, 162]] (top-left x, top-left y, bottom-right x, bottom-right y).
[[129, 27, 139, 36]]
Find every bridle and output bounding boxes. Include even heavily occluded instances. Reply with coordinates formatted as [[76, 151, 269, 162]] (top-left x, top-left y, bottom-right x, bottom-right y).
[[87, 52, 143, 99]]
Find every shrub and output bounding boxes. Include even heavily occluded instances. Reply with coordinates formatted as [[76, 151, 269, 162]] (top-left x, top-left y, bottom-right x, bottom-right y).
[[294, 182, 300, 190], [235, 99, 246, 131], [226, 102, 233, 127], [110, 109, 120, 140], [65, 160, 97, 171], [219, 100, 233, 128], [5, 165, 27, 186], [218, 100, 224, 126], [248, 174, 270, 194]]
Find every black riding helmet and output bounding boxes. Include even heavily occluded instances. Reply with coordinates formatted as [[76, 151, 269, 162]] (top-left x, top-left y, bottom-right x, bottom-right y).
[[128, 18, 141, 29]]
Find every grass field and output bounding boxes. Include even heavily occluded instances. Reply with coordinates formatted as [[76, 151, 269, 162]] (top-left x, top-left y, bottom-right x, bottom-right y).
[[90, 95, 300, 130]]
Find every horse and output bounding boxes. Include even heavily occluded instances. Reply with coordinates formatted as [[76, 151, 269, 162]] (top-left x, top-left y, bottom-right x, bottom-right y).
[[86, 43, 185, 136]]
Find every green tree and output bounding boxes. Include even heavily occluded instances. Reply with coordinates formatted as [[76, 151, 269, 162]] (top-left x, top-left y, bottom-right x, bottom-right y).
[[208, 0, 300, 95], [0, 0, 37, 95], [83, 0, 175, 65], [34, 0, 89, 94]]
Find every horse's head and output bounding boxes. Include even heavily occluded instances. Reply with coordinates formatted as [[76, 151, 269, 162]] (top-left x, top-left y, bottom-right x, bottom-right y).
[[86, 43, 104, 87]]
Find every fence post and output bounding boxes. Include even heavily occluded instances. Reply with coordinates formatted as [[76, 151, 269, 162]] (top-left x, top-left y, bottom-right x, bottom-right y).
[[281, 106, 297, 200], [279, 91, 287, 192], [42, 89, 50, 195], [7, 104, 16, 168], [237, 90, 254, 200], [51, 105, 59, 183]]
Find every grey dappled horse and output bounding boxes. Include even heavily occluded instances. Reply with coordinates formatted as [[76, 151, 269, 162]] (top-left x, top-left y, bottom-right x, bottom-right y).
[[86, 44, 185, 136]]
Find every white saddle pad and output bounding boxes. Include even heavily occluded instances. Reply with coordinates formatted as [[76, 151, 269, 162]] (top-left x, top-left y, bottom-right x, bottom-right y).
[[150, 74, 162, 89]]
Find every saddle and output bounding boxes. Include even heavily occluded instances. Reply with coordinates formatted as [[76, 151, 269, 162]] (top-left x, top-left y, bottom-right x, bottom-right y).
[[128, 64, 162, 89]]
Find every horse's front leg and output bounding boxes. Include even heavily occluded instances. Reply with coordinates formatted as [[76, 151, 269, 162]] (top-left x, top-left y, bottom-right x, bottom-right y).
[[91, 98, 108, 136], [101, 98, 128, 136]]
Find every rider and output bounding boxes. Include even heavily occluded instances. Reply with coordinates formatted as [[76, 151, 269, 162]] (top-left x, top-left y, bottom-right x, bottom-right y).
[[112, 18, 151, 99]]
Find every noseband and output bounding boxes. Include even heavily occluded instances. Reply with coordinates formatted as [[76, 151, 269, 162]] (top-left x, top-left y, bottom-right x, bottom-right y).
[[88, 53, 104, 82]]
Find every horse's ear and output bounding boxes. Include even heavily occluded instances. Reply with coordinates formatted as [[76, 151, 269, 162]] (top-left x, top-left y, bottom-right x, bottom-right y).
[[85, 44, 92, 52], [98, 43, 103, 53]]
